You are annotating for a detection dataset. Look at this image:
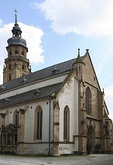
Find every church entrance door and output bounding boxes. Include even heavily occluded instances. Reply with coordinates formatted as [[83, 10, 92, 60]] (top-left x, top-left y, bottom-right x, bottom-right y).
[[87, 125, 95, 154]]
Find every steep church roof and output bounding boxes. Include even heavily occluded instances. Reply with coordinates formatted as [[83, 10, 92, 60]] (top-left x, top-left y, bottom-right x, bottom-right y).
[[1, 56, 83, 92]]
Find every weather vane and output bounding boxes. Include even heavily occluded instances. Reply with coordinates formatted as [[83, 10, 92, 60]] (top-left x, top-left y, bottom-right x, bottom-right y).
[[14, 9, 18, 24]]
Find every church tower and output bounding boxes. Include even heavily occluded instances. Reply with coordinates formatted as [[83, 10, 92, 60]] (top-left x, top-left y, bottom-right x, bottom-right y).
[[3, 11, 31, 83]]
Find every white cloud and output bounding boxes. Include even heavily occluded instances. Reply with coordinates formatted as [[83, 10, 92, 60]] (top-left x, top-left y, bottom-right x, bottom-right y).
[[0, 22, 44, 84], [34, 0, 113, 36], [19, 23, 44, 64], [105, 86, 113, 120]]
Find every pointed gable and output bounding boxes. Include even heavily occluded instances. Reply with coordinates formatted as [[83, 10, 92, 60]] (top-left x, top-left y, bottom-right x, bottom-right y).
[[83, 50, 101, 90]]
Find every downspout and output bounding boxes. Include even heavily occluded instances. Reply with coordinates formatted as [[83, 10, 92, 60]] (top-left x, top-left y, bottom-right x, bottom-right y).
[[48, 96, 51, 155]]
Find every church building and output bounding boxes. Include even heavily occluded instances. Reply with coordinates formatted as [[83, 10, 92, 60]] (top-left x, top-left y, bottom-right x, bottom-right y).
[[0, 13, 112, 155]]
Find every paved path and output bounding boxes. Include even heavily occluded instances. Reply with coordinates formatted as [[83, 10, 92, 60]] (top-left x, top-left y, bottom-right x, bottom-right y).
[[0, 154, 113, 165]]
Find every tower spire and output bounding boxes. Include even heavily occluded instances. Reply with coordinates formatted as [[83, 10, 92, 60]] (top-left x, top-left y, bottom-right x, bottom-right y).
[[12, 10, 22, 37], [14, 9, 18, 25], [76, 48, 82, 63], [78, 48, 80, 57]]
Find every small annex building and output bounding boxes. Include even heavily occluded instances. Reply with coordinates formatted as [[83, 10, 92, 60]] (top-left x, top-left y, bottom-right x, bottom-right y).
[[0, 13, 112, 156]]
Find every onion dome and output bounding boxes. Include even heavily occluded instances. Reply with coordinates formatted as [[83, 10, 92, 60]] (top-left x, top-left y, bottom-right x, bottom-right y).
[[7, 10, 27, 48]]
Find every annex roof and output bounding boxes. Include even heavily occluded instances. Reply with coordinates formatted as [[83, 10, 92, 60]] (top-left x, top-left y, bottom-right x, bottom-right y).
[[0, 83, 61, 109]]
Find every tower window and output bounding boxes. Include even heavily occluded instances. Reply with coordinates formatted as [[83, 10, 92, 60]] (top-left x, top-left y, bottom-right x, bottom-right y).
[[16, 32, 18, 36], [9, 64, 11, 69], [15, 50, 18, 55], [22, 64, 24, 70], [22, 51, 24, 56], [9, 51, 12, 56]]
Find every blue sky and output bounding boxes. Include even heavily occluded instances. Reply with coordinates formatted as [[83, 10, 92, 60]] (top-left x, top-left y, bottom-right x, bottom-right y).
[[0, 0, 113, 119]]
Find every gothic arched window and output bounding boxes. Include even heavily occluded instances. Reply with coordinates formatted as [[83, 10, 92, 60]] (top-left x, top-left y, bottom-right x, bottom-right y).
[[64, 106, 70, 142], [13, 110, 19, 144], [1, 131, 6, 147], [13, 110, 19, 127], [85, 87, 92, 115], [34, 106, 43, 140]]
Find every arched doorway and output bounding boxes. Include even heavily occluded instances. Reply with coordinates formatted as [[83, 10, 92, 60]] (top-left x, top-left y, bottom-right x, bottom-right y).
[[87, 125, 95, 154]]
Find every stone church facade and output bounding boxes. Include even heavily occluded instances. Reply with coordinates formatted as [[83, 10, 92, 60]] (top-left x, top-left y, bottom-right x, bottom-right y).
[[0, 14, 112, 155]]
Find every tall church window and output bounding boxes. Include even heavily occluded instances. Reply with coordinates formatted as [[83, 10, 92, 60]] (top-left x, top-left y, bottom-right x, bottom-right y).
[[13, 110, 19, 145], [85, 87, 92, 115], [13, 110, 19, 127], [105, 121, 109, 137], [34, 106, 43, 140], [1, 131, 6, 146], [64, 106, 70, 141], [7, 132, 12, 145]]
